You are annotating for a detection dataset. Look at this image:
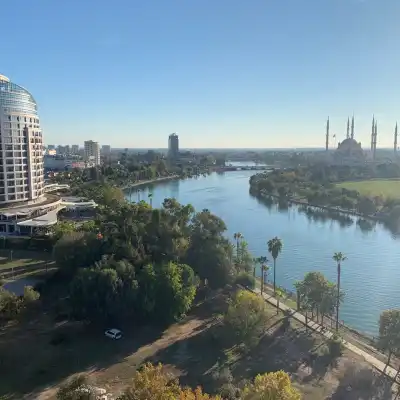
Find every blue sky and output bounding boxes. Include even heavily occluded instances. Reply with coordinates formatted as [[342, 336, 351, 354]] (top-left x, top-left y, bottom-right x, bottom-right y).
[[2, 0, 400, 148]]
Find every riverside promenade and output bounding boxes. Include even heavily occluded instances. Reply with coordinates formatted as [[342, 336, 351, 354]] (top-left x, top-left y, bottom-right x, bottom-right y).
[[253, 287, 399, 390]]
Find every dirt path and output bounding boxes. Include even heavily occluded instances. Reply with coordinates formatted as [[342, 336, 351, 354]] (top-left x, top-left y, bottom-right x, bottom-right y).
[[36, 317, 210, 400]]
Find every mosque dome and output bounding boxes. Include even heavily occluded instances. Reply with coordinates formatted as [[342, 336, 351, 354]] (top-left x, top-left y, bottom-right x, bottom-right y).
[[336, 138, 364, 158]]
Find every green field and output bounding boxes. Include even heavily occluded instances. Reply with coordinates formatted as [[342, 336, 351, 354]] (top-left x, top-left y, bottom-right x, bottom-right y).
[[337, 179, 400, 198]]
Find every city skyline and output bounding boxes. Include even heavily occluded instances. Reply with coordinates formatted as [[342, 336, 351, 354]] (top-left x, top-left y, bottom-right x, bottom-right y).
[[2, 0, 400, 148]]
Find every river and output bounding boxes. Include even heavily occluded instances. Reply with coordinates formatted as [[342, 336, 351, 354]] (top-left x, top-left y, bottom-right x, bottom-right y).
[[126, 164, 400, 337]]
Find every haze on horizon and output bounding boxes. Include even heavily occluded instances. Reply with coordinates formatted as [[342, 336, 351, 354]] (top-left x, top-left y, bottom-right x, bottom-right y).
[[2, 0, 400, 149]]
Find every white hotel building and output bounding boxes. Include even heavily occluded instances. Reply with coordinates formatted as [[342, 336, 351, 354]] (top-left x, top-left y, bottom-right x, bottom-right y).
[[0, 74, 97, 235], [0, 74, 44, 204]]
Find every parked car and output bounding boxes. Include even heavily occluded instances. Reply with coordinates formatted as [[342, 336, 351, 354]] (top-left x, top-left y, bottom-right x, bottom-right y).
[[104, 328, 122, 340]]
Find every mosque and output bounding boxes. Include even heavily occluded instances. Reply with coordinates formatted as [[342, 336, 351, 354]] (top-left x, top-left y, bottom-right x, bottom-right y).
[[324, 116, 398, 165]]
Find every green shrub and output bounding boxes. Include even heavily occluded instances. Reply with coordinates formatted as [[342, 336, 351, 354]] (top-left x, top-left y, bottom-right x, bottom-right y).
[[235, 272, 256, 289], [329, 334, 343, 358]]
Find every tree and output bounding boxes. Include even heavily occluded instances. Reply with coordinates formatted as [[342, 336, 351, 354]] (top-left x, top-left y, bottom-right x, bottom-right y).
[[234, 240, 254, 274], [185, 210, 235, 288], [275, 288, 284, 314], [118, 363, 222, 400], [224, 290, 269, 347], [23, 286, 40, 304], [145, 262, 198, 323], [378, 309, 400, 367], [233, 232, 243, 262], [179, 387, 222, 399], [357, 196, 376, 216], [333, 252, 347, 331], [56, 375, 97, 400], [268, 237, 283, 294], [53, 232, 104, 275], [0, 287, 23, 318], [254, 256, 268, 294], [296, 271, 343, 326], [241, 370, 301, 400], [117, 363, 181, 399], [51, 221, 77, 241], [319, 282, 337, 327]]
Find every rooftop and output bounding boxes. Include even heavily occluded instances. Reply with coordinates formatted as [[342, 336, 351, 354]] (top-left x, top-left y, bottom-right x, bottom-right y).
[[0, 195, 61, 212], [17, 209, 59, 227]]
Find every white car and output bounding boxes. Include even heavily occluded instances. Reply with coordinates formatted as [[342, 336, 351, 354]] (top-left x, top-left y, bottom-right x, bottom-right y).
[[104, 328, 122, 340]]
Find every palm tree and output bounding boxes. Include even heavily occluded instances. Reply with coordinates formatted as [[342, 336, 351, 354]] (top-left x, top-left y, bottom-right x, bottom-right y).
[[261, 263, 270, 295], [275, 288, 284, 314], [254, 256, 268, 294], [333, 252, 347, 332], [233, 232, 243, 265], [267, 237, 283, 295]]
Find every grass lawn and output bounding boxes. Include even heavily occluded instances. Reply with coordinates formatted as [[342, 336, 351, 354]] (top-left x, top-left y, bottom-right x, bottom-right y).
[[0, 288, 393, 400], [336, 179, 400, 199], [0, 249, 53, 273]]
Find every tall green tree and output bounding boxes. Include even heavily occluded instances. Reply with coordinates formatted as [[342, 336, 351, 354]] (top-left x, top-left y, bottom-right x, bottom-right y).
[[233, 232, 243, 261], [224, 290, 269, 347], [378, 309, 400, 368], [185, 210, 234, 288], [333, 252, 347, 331], [296, 271, 343, 326], [234, 239, 253, 274], [267, 237, 283, 294], [254, 256, 268, 294]]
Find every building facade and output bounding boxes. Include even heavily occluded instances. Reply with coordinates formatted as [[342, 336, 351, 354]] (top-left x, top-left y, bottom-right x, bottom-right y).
[[84, 140, 101, 165], [168, 133, 179, 159], [71, 144, 79, 155], [101, 144, 111, 155], [0, 74, 44, 205]]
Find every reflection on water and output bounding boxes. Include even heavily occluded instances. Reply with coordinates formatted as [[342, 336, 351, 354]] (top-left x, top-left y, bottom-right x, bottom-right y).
[[126, 171, 400, 337]]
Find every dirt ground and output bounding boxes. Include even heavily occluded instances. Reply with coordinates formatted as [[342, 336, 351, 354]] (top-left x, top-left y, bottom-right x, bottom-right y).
[[0, 288, 395, 400]]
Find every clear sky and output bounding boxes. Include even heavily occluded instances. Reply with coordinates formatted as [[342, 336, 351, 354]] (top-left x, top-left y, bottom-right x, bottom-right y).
[[2, 0, 400, 149]]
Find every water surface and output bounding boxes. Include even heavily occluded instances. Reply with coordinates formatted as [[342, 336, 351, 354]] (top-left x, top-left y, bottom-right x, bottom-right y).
[[127, 167, 400, 336]]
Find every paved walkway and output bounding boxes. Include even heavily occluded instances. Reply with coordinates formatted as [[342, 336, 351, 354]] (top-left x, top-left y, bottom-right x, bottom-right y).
[[253, 287, 399, 383]]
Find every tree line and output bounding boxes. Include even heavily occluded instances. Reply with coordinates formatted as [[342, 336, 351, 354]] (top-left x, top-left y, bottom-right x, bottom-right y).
[[56, 362, 301, 400], [50, 149, 219, 191], [249, 164, 400, 223], [45, 183, 255, 327]]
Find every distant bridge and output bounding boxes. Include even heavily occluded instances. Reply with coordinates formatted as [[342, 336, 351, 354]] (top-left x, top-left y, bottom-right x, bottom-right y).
[[215, 165, 271, 172]]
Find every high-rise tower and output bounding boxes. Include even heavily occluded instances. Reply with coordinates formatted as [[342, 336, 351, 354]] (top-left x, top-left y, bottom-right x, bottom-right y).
[[325, 117, 329, 151], [168, 133, 179, 159], [0, 74, 44, 204]]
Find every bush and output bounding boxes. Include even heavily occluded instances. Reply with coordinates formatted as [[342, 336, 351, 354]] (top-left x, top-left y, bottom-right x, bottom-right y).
[[329, 334, 343, 358], [234, 272, 255, 289], [224, 290, 269, 347]]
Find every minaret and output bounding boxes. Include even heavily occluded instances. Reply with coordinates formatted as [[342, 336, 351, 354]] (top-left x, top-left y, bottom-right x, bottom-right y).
[[373, 120, 378, 160], [371, 116, 375, 152], [346, 117, 350, 139], [395, 123, 398, 154], [351, 115, 355, 139], [325, 117, 329, 151]]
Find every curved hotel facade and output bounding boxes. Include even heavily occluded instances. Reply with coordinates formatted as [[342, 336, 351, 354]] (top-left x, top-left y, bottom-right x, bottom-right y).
[[0, 74, 44, 205]]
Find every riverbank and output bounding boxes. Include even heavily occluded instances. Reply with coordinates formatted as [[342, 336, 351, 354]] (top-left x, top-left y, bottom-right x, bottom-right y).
[[121, 175, 179, 191], [254, 189, 382, 221], [255, 277, 395, 371]]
